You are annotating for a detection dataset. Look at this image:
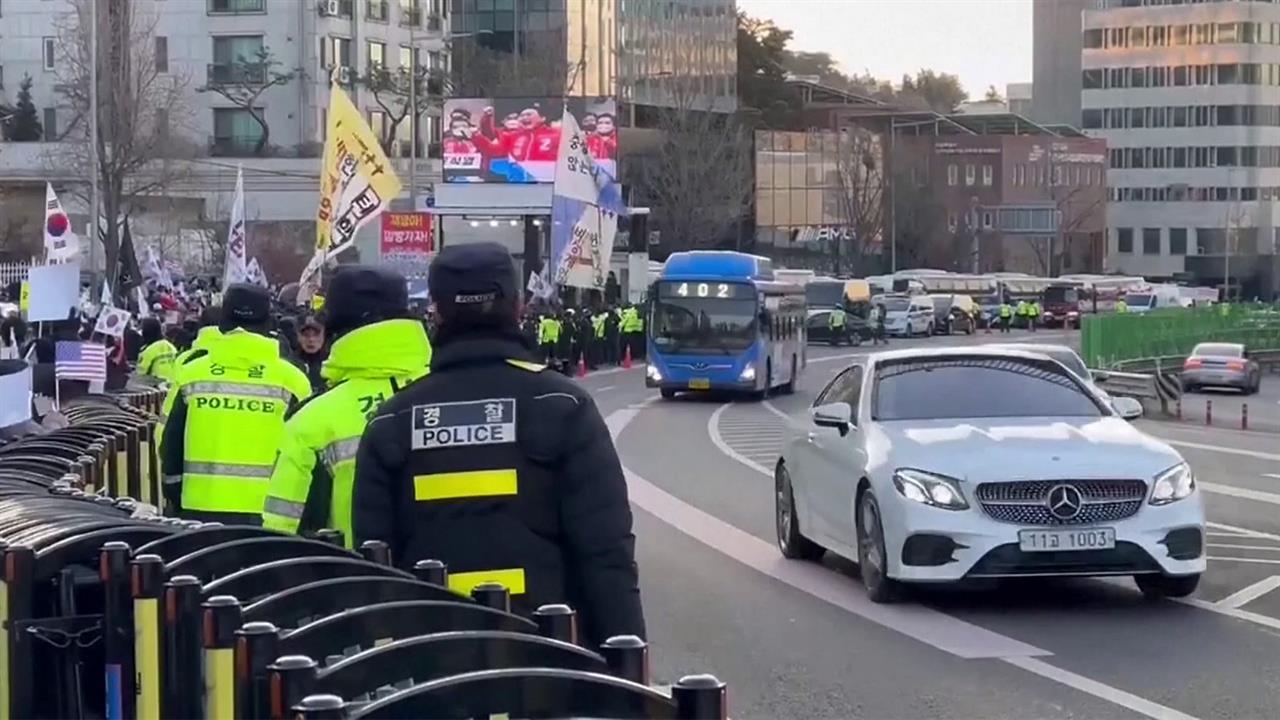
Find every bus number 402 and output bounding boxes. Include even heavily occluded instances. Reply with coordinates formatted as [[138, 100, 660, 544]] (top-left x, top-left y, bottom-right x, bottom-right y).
[[677, 282, 730, 298]]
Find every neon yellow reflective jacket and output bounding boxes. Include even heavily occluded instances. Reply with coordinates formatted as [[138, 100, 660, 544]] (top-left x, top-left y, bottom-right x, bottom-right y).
[[160, 329, 312, 517], [137, 339, 178, 382], [262, 319, 431, 545], [159, 327, 225, 451]]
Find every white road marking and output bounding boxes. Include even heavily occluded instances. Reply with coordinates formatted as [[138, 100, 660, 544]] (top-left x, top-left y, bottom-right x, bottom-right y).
[[1207, 521, 1280, 541], [1208, 556, 1280, 565], [1179, 596, 1280, 634], [596, 385, 617, 392], [1199, 481, 1280, 506], [612, 400, 1205, 720], [1216, 575, 1280, 609], [1001, 657, 1199, 720], [1208, 544, 1280, 551], [1265, 473, 1280, 480], [1157, 438, 1280, 462], [706, 404, 773, 477], [621, 465, 1049, 660]]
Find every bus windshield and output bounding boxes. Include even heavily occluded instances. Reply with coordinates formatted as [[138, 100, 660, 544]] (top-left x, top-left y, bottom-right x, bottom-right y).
[[652, 296, 758, 355], [1043, 286, 1079, 305]]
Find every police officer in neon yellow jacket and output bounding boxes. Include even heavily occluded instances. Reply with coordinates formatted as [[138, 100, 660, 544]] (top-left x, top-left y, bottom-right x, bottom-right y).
[[262, 266, 431, 545], [157, 307, 223, 452], [160, 285, 312, 524]]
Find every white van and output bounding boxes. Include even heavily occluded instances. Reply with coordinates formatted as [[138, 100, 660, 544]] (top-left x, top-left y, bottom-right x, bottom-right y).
[[1124, 284, 1182, 314], [880, 294, 935, 336]]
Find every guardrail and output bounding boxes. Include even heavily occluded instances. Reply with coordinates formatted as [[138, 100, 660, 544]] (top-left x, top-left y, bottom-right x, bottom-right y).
[[1092, 369, 1182, 415], [0, 385, 731, 719]]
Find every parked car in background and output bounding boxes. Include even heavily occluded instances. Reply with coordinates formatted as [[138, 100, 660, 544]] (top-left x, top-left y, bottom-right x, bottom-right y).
[[928, 294, 977, 335], [806, 308, 868, 346], [882, 294, 935, 336], [1182, 342, 1262, 394], [1124, 284, 1183, 314]]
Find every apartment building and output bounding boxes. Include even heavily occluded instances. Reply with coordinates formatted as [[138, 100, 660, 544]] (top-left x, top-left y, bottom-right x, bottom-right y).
[[1083, 0, 1280, 298]]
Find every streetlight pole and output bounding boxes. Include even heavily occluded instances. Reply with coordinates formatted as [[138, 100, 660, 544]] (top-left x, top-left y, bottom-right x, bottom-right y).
[[408, 25, 418, 210]]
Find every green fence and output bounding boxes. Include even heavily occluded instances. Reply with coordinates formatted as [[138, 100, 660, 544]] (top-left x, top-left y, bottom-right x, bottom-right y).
[[1081, 304, 1280, 368]]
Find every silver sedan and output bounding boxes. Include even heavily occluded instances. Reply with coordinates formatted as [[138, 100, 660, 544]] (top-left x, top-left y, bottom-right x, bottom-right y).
[[1181, 342, 1262, 394]]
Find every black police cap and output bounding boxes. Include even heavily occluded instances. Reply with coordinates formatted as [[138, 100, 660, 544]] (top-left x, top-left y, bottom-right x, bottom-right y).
[[220, 284, 271, 330], [428, 242, 517, 317], [325, 265, 409, 336]]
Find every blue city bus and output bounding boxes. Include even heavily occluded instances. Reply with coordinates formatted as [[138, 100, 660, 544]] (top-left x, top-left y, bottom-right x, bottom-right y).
[[645, 251, 807, 400]]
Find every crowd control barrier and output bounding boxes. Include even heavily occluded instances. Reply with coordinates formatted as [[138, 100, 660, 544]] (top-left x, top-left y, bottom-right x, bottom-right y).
[[0, 384, 729, 719]]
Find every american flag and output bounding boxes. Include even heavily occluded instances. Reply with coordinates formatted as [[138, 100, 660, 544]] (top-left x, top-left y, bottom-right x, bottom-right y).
[[55, 341, 108, 382]]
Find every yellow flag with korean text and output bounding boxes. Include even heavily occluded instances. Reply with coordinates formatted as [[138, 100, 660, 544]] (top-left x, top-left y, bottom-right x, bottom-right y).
[[312, 82, 402, 261]]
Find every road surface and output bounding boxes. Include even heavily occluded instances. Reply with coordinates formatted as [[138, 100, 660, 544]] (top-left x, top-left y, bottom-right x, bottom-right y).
[[578, 328, 1280, 719]]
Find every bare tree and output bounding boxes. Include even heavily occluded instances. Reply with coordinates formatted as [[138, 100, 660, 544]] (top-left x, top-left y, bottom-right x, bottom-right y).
[[359, 63, 449, 155], [634, 88, 755, 252], [198, 46, 304, 156], [827, 128, 886, 274], [50, 0, 194, 288], [891, 168, 951, 269]]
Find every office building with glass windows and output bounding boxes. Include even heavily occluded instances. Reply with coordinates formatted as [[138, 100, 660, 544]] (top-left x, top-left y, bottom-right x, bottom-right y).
[[448, 0, 736, 114], [1082, 0, 1280, 297]]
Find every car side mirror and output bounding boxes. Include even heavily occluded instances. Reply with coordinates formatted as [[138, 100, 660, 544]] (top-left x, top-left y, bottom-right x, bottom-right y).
[[811, 402, 853, 436], [1111, 396, 1143, 420]]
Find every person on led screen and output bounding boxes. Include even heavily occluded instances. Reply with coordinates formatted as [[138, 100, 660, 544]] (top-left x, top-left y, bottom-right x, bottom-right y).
[[589, 113, 618, 160]]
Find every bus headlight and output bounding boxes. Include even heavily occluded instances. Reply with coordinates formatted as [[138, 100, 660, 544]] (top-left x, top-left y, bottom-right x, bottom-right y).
[[739, 366, 756, 382], [646, 365, 663, 382]]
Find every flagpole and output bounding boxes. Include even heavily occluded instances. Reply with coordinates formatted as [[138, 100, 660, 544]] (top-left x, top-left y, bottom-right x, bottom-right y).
[[89, 0, 100, 293]]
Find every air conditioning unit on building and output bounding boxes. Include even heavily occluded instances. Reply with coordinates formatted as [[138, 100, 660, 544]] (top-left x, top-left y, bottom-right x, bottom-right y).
[[320, 0, 340, 16], [337, 65, 352, 85]]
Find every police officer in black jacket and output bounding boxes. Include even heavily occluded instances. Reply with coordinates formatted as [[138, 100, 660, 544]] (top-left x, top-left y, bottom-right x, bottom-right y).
[[352, 242, 646, 648]]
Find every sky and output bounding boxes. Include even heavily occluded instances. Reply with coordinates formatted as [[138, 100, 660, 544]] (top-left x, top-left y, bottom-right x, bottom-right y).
[[736, 0, 1034, 100]]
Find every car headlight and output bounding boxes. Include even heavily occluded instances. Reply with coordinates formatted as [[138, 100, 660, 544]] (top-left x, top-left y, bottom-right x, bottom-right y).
[[739, 366, 756, 382], [1151, 463, 1195, 505], [646, 364, 663, 382], [892, 469, 969, 510]]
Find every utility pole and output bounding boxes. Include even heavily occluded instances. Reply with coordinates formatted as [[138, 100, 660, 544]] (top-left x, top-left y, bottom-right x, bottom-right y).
[[89, 0, 100, 290], [408, 26, 417, 210]]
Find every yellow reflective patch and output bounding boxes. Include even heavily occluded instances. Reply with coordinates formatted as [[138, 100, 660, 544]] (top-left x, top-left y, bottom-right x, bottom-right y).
[[413, 469, 517, 502], [448, 568, 526, 596], [203, 647, 234, 720], [505, 359, 546, 372], [134, 598, 161, 720]]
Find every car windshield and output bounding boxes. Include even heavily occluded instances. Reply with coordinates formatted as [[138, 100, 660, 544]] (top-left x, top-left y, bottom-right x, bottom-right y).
[[873, 357, 1103, 421], [1125, 293, 1154, 307], [930, 296, 951, 310], [883, 297, 910, 312], [652, 296, 758, 354], [1193, 343, 1243, 358]]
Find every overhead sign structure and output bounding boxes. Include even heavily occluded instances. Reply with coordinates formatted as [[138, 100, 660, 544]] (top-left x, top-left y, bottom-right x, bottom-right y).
[[379, 212, 434, 273], [442, 97, 617, 184]]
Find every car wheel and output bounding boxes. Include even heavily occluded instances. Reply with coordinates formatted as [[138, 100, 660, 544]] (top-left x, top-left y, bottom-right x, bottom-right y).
[[857, 491, 905, 603], [753, 363, 772, 401], [776, 462, 823, 561], [660, 388, 676, 400], [1135, 573, 1200, 600]]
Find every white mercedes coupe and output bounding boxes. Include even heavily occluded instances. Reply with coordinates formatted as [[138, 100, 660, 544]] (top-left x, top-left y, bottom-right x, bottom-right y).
[[775, 347, 1205, 602]]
